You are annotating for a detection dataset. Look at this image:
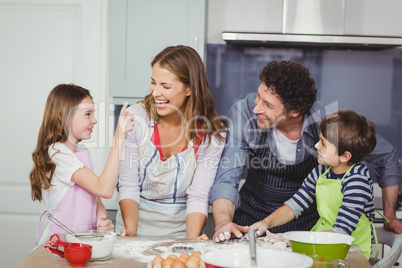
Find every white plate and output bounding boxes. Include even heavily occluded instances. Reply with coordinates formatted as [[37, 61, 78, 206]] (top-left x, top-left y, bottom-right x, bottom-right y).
[[201, 248, 313, 268]]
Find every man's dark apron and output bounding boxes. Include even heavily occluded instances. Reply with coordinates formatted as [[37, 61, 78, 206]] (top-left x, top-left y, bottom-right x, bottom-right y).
[[234, 129, 320, 233]]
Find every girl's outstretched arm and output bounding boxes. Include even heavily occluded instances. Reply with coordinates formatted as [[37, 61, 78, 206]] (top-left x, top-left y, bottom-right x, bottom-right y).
[[71, 103, 134, 198]]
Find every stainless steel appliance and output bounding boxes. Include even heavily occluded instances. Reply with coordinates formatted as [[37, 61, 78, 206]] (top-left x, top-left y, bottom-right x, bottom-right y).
[[222, 0, 402, 50]]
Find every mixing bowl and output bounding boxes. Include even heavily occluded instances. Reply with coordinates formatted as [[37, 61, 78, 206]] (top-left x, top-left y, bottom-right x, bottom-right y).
[[201, 248, 313, 268], [65, 230, 116, 260], [283, 231, 355, 260]]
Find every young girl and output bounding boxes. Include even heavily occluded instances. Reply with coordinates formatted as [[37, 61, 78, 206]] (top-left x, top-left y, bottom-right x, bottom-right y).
[[30, 84, 134, 245], [116, 45, 226, 239], [251, 110, 377, 259]]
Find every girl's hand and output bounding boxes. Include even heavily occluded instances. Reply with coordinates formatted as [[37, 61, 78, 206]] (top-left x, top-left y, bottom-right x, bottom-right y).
[[250, 220, 269, 237], [96, 213, 114, 232], [116, 102, 135, 140]]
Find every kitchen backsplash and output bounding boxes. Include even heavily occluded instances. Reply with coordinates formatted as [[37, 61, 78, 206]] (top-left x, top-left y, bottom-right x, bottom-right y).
[[206, 44, 402, 159]]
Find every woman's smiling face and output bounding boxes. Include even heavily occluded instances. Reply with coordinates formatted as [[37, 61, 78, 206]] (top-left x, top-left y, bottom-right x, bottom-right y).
[[150, 62, 191, 117]]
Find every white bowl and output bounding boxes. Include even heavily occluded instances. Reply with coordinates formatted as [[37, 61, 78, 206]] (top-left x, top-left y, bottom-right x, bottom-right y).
[[283, 231, 354, 245], [65, 230, 117, 260], [283, 231, 355, 260], [201, 248, 313, 268]]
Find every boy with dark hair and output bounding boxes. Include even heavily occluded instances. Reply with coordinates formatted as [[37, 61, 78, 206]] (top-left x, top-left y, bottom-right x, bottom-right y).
[[251, 110, 377, 259]]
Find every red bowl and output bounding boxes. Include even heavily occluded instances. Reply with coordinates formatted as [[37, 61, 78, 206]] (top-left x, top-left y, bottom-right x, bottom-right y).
[[64, 243, 92, 267]]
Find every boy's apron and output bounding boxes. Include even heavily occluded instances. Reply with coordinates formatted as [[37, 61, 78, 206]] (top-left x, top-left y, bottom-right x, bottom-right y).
[[134, 123, 198, 238], [36, 150, 97, 241], [311, 165, 377, 260]]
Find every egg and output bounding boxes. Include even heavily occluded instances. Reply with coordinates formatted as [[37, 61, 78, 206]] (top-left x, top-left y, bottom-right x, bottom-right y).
[[171, 260, 186, 268], [191, 251, 202, 257], [179, 253, 190, 259], [167, 254, 178, 260], [187, 256, 200, 263], [152, 256, 164, 267], [185, 259, 200, 268], [177, 252, 190, 263], [162, 257, 175, 268]]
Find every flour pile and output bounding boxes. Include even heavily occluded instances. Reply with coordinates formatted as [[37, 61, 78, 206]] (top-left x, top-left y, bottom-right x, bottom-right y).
[[112, 237, 290, 264]]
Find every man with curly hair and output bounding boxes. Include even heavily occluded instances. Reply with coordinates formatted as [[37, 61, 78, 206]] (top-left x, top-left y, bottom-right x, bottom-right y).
[[209, 61, 401, 242]]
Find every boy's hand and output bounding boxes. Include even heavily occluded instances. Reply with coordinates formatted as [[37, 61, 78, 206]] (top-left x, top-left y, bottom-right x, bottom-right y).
[[250, 221, 269, 237]]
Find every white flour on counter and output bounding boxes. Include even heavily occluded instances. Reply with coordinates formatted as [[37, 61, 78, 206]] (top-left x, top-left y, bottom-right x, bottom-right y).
[[112, 238, 290, 263]]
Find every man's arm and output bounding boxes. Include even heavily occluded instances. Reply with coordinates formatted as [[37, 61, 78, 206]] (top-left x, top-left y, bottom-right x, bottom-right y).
[[208, 101, 251, 208], [213, 198, 235, 230], [209, 96, 258, 241], [212, 198, 249, 242], [382, 185, 402, 234], [365, 134, 401, 234]]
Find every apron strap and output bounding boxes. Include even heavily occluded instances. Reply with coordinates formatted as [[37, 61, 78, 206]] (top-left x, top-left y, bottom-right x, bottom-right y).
[[372, 209, 391, 261], [35, 211, 50, 238], [371, 222, 379, 260], [340, 164, 356, 182]]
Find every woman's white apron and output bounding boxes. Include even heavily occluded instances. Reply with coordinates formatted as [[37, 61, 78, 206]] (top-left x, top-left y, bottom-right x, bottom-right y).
[[117, 123, 198, 238]]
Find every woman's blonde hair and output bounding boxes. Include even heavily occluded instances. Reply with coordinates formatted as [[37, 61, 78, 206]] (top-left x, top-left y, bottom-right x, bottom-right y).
[[140, 45, 225, 144], [29, 84, 92, 202]]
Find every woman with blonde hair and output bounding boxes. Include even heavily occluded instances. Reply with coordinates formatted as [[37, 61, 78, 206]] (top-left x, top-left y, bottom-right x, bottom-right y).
[[117, 45, 226, 238]]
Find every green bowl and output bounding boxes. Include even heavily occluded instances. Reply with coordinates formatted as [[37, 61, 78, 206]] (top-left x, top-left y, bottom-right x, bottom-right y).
[[283, 231, 355, 260]]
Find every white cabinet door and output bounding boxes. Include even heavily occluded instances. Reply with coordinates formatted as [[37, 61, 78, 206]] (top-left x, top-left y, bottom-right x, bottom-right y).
[[0, 1, 109, 266], [109, 0, 206, 101]]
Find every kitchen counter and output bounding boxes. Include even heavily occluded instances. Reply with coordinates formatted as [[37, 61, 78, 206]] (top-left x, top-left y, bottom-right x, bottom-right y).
[[13, 236, 371, 268]]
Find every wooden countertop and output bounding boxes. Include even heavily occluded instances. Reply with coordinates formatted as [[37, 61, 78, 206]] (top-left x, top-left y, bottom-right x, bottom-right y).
[[13, 236, 371, 268]]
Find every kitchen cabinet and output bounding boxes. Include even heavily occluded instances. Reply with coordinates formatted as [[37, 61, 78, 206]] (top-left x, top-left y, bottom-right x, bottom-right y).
[[344, 0, 402, 37], [109, 0, 206, 102], [207, 0, 283, 44]]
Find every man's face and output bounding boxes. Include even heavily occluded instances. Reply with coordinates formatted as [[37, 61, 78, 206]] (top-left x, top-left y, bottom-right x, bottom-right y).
[[253, 83, 288, 129]]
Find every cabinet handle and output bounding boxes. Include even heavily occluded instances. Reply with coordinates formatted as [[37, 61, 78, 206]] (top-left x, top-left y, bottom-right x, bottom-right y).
[[194, 37, 198, 51]]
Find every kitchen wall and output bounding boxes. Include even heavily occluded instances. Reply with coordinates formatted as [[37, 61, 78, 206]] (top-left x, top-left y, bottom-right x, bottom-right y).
[[206, 44, 402, 159]]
